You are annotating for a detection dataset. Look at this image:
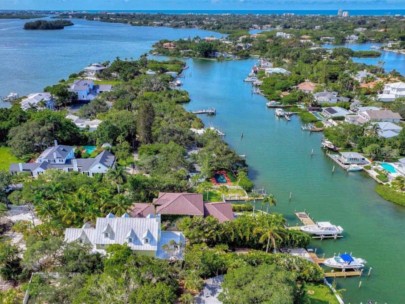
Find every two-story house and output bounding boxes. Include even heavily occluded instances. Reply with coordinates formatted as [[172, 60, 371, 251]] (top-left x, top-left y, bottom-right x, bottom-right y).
[[378, 82, 405, 102]]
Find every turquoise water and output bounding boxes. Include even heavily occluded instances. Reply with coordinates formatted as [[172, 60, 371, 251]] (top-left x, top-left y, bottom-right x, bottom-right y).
[[1, 18, 405, 303], [181, 58, 405, 303], [214, 173, 227, 184], [323, 42, 405, 76], [381, 162, 397, 174], [83, 146, 97, 154]]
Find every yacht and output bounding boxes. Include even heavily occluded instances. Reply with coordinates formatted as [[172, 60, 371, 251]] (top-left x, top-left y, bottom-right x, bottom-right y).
[[323, 254, 366, 270], [275, 108, 285, 117], [244, 76, 258, 82], [300, 221, 343, 236], [266, 101, 281, 108], [347, 164, 363, 172], [2, 92, 19, 102], [321, 139, 339, 152]]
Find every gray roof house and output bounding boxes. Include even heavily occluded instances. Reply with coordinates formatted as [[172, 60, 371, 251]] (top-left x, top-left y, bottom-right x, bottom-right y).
[[314, 91, 349, 104], [64, 213, 185, 260], [322, 107, 350, 119], [70, 80, 113, 102], [376, 122, 403, 138], [10, 141, 115, 177]]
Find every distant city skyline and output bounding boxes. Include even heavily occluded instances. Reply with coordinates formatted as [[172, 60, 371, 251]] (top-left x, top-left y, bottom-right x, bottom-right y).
[[1, 0, 405, 11]]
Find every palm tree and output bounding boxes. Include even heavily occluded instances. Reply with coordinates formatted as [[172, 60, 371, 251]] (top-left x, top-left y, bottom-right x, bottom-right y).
[[197, 181, 212, 202], [218, 185, 229, 202], [262, 194, 277, 213], [254, 214, 286, 253], [107, 167, 127, 194]]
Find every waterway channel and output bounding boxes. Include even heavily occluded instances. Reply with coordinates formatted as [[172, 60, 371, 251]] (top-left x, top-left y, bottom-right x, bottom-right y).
[[1, 17, 405, 303]]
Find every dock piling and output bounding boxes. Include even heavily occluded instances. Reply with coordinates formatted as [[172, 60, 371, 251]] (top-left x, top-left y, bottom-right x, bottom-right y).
[[368, 267, 372, 276], [289, 192, 292, 201]]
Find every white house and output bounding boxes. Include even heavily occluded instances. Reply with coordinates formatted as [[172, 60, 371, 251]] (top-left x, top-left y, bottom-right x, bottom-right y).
[[10, 141, 115, 177], [264, 67, 291, 76], [69, 80, 113, 101], [322, 107, 350, 119], [66, 114, 102, 131], [84, 63, 107, 77], [378, 82, 405, 102], [20, 93, 54, 111], [375, 122, 403, 138], [64, 213, 185, 260], [358, 109, 402, 123], [339, 152, 369, 165], [276, 32, 292, 39]]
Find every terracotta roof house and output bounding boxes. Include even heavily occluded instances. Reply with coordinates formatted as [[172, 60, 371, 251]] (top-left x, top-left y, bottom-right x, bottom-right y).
[[129, 193, 235, 223], [204, 203, 235, 223], [297, 81, 316, 93]]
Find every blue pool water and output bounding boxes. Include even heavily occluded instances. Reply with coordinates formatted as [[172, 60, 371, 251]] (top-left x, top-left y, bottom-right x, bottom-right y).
[[381, 162, 397, 173], [214, 173, 227, 184], [83, 146, 97, 154]]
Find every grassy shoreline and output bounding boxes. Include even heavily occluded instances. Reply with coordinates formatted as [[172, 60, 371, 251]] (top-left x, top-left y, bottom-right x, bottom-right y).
[[375, 184, 405, 207]]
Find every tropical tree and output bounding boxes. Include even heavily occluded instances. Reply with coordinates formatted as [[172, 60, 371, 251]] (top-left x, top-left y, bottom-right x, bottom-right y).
[[262, 194, 277, 213], [106, 167, 127, 194], [253, 214, 286, 253], [197, 181, 212, 202]]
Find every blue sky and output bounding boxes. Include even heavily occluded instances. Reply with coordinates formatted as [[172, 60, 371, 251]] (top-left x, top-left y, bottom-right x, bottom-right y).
[[1, 0, 405, 10]]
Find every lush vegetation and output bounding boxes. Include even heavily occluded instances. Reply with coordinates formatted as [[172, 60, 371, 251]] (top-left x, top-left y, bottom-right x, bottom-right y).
[[24, 20, 74, 30], [376, 183, 405, 206], [0, 147, 23, 171]]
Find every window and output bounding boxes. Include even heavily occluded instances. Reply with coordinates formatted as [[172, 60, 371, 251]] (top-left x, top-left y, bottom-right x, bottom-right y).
[[143, 238, 149, 244], [104, 232, 109, 238], [127, 237, 133, 243]]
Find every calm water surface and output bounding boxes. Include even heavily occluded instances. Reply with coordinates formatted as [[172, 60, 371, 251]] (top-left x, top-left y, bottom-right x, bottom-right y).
[[1, 18, 405, 304]]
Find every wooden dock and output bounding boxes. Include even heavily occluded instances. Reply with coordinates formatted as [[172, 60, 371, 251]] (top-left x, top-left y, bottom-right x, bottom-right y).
[[324, 271, 362, 278], [192, 108, 216, 115], [308, 252, 325, 264], [295, 212, 315, 225]]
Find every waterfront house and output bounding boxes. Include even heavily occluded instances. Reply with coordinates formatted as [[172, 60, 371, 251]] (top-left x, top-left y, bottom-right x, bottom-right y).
[[375, 122, 403, 138], [314, 91, 340, 104], [69, 80, 112, 101], [66, 114, 102, 131], [129, 192, 235, 223], [378, 82, 405, 102], [276, 32, 292, 39], [297, 81, 317, 93], [322, 107, 350, 119], [339, 152, 369, 165], [358, 109, 402, 123], [64, 213, 185, 259], [264, 67, 291, 76], [10, 141, 115, 177], [162, 42, 176, 49], [20, 93, 54, 111], [345, 34, 359, 42], [354, 70, 375, 83], [84, 63, 107, 78]]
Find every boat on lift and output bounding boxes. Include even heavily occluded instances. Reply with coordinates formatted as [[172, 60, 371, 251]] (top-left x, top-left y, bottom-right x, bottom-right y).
[[300, 221, 343, 236], [275, 108, 285, 117], [323, 253, 366, 270]]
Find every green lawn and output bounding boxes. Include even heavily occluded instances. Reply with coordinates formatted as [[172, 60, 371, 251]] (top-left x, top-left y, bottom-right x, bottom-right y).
[[306, 283, 340, 304], [0, 147, 23, 171], [375, 184, 405, 206]]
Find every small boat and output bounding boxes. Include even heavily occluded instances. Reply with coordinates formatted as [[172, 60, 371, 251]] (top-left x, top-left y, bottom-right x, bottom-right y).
[[321, 139, 339, 152], [244, 76, 258, 82], [2, 92, 19, 102], [275, 108, 285, 117], [347, 164, 363, 172], [174, 79, 182, 86], [285, 114, 291, 121], [266, 101, 281, 108], [300, 221, 343, 236], [323, 254, 366, 270]]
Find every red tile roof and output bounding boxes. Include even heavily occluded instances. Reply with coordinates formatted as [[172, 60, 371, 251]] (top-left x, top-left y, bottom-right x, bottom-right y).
[[297, 81, 316, 93], [129, 203, 155, 218], [204, 202, 235, 223], [129, 193, 235, 223], [154, 193, 204, 216]]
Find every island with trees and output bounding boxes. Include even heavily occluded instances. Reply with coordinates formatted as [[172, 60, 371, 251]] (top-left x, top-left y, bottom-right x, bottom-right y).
[[23, 20, 74, 30]]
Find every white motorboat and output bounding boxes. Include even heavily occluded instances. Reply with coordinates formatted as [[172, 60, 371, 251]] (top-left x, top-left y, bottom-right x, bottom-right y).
[[266, 101, 281, 108], [300, 221, 343, 236], [275, 108, 285, 117], [2, 92, 19, 102], [323, 254, 366, 270], [321, 139, 339, 152], [347, 164, 363, 172], [244, 76, 258, 82]]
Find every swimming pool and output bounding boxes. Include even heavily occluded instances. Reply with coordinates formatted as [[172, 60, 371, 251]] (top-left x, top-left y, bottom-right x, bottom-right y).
[[214, 173, 227, 184], [381, 162, 397, 174], [83, 146, 96, 154]]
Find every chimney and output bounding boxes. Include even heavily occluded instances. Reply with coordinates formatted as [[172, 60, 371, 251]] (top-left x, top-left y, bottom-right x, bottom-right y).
[[54, 140, 58, 147], [72, 159, 78, 171], [18, 163, 23, 171]]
